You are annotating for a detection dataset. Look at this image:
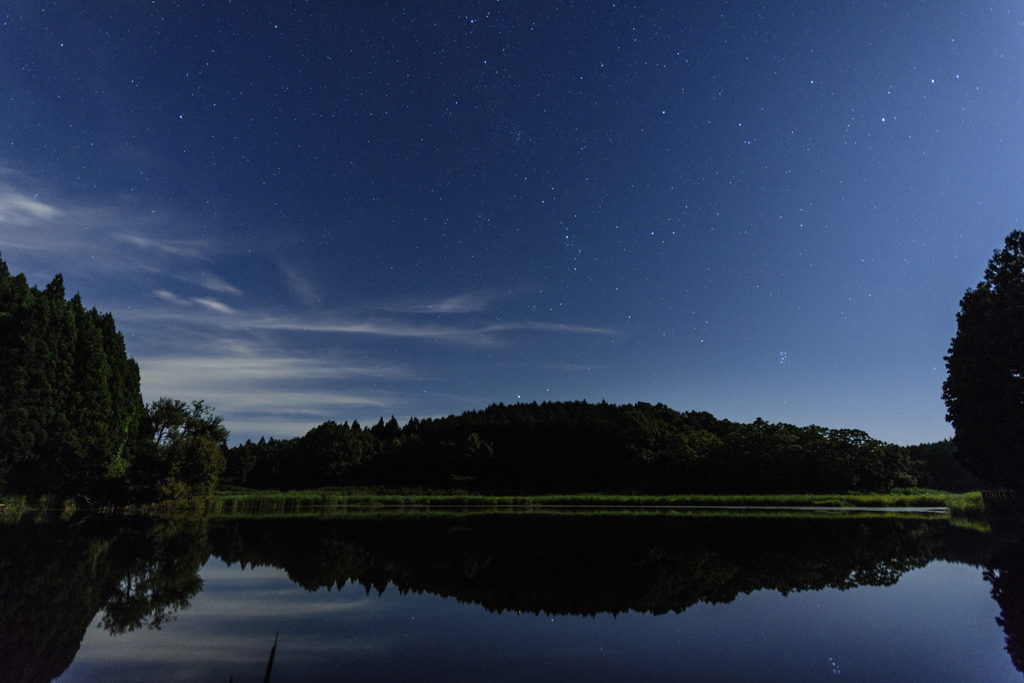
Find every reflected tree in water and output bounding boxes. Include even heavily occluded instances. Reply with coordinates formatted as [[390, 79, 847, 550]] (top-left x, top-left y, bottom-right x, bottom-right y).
[[99, 518, 210, 634], [0, 517, 209, 683], [210, 516, 957, 617], [2, 513, 1021, 682], [987, 540, 1024, 673]]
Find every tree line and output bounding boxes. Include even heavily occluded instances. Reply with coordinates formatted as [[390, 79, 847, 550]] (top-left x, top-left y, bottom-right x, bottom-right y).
[[226, 401, 921, 494], [0, 250, 1007, 500], [0, 255, 227, 502]]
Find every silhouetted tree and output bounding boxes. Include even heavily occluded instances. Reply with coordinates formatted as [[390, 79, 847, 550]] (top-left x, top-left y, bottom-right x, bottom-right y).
[[943, 230, 1024, 490], [132, 399, 229, 500], [0, 255, 144, 497]]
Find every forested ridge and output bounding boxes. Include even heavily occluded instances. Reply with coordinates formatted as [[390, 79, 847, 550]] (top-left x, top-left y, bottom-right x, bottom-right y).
[[0, 256, 949, 500], [226, 401, 920, 494]]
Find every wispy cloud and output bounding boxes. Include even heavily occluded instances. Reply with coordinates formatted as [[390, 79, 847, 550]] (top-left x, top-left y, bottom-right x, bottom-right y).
[[236, 316, 488, 341], [0, 179, 225, 284], [155, 289, 190, 305], [278, 259, 318, 302], [392, 290, 500, 314], [140, 354, 408, 384], [193, 273, 243, 296], [228, 315, 614, 344], [137, 349, 408, 440], [487, 321, 615, 335], [0, 189, 60, 224], [546, 363, 610, 371], [0, 170, 616, 444], [193, 298, 235, 314], [114, 233, 211, 259], [127, 304, 616, 346], [154, 290, 235, 314]]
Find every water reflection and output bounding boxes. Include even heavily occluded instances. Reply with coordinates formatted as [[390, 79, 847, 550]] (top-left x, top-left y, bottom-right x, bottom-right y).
[[210, 515, 980, 615], [0, 512, 1021, 682], [988, 539, 1024, 672], [0, 516, 211, 683]]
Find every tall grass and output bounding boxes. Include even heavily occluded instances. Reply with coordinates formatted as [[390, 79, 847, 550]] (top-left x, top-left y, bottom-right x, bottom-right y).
[[0, 488, 981, 522], [210, 488, 957, 519], [211, 489, 541, 517], [948, 491, 985, 518]]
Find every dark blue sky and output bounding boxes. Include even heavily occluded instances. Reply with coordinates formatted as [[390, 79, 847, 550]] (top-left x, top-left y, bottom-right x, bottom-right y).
[[2, 0, 1022, 445]]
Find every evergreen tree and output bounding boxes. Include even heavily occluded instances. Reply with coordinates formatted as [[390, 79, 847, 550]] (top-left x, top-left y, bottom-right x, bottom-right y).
[[943, 230, 1024, 489], [0, 254, 144, 497]]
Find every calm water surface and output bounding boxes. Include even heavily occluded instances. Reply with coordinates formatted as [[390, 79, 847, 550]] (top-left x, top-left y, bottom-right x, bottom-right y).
[[1, 512, 1021, 682]]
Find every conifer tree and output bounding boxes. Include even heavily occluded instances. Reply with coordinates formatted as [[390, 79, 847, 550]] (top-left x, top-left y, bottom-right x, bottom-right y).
[[0, 254, 145, 496]]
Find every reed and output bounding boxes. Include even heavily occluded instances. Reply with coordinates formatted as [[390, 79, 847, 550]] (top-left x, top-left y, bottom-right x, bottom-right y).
[[948, 491, 986, 519], [210, 488, 960, 517]]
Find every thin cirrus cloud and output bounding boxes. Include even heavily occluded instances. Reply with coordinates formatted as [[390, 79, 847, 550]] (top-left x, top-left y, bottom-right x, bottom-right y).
[[2, 174, 609, 345], [0, 187, 72, 253], [491, 321, 614, 335], [0, 171, 616, 442], [0, 180, 222, 279], [233, 314, 614, 343], [123, 300, 615, 440], [131, 297, 616, 346], [154, 290, 235, 314], [139, 354, 409, 386], [137, 351, 406, 440], [116, 233, 213, 260], [193, 273, 243, 296], [193, 298, 236, 314], [278, 259, 319, 302], [392, 291, 501, 314], [0, 188, 60, 224]]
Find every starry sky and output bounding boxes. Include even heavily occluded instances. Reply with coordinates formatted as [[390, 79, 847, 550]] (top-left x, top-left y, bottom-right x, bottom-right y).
[[2, 1, 1022, 446]]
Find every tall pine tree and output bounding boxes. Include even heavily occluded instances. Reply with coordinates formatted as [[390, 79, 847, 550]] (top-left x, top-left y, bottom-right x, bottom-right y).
[[0, 254, 145, 496]]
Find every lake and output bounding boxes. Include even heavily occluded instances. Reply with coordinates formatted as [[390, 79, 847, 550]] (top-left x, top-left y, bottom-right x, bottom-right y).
[[1, 510, 1021, 682]]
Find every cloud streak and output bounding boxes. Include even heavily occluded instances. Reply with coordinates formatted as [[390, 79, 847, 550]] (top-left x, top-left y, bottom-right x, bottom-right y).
[[0, 189, 60, 224], [193, 273, 243, 296], [278, 259, 318, 302], [115, 233, 212, 259], [234, 314, 614, 341], [0, 175, 238, 276], [193, 298, 235, 314], [137, 348, 409, 438], [139, 354, 408, 385], [155, 290, 235, 314], [127, 304, 615, 345], [392, 290, 501, 314], [0, 169, 616, 444]]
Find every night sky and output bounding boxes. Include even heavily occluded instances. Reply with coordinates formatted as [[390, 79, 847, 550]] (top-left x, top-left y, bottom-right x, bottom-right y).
[[2, 1, 1022, 446]]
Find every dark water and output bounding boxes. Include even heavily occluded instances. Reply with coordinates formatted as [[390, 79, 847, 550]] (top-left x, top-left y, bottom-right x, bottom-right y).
[[1, 511, 1022, 682]]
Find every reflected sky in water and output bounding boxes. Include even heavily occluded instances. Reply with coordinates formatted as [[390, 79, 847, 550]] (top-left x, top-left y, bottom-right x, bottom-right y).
[[59, 558, 1015, 683]]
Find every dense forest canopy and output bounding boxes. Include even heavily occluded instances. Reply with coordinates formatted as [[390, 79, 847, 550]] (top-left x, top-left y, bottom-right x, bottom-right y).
[[227, 400, 919, 494], [0, 255, 144, 496]]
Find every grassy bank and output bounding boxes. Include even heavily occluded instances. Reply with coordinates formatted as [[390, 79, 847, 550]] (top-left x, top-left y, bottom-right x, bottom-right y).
[[209, 487, 967, 518], [0, 488, 989, 523]]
